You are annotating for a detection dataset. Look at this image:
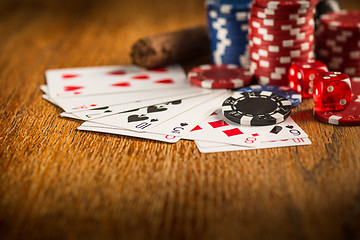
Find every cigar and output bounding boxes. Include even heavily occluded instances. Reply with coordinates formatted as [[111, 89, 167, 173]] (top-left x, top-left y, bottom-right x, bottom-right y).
[[130, 25, 210, 69]]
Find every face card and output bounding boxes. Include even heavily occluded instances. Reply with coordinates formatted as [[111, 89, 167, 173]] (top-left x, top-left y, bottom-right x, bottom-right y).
[[46, 86, 210, 113], [67, 89, 215, 120], [195, 137, 312, 153], [46, 64, 187, 98], [182, 110, 308, 147], [78, 122, 180, 143], [88, 90, 228, 132]]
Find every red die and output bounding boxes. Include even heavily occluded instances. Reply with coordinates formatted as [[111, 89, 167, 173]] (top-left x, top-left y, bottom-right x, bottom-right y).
[[313, 72, 352, 111], [288, 60, 328, 98]]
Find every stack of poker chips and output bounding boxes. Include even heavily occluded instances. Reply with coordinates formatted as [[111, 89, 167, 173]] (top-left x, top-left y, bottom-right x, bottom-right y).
[[249, 0, 319, 86], [316, 10, 360, 77], [206, 0, 251, 67]]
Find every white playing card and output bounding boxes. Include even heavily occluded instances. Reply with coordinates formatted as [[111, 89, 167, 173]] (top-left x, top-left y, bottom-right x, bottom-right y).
[[182, 110, 308, 147], [40, 85, 48, 94], [42, 94, 58, 106], [45, 86, 210, 113], [66, 89, 215, 120], [195, 137, 312, 153], [78, 122, 180, 143], [46, 64, 187, 98], [147, 91, 230, 137], [87, 90, 228, 132]]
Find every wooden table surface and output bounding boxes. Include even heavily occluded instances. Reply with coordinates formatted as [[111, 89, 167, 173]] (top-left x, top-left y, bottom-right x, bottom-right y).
[[1, 0, 360, 239]]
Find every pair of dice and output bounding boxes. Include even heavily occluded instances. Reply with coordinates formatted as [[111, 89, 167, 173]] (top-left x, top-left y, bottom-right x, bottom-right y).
[[288, 60, 352, 111]]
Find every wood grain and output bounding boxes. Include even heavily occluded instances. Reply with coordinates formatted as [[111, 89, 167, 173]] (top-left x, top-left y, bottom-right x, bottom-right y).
[[1, 0, 360, 239]]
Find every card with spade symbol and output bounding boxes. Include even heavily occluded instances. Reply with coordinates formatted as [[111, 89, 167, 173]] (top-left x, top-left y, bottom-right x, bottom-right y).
[[46, 64, 187, 98], [78, 122, 181, 143], [127, 90, 229, 137], [87, 91, 228, 132], [66, 88, 214, 120]]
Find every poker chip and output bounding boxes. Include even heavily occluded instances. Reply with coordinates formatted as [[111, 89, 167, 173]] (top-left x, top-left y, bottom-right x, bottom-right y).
[[249, 0, 317, 85], [206, 0, 251, 66], [316, 10, 360, 77], [236, 84, 302, 107], [320, 10, 360, 30], [222, 91, 292, 126], [188, 64, 253, 89], [254, 0, 318, 10], [314, 77, 360, 126], [251, 4, 316, 20]]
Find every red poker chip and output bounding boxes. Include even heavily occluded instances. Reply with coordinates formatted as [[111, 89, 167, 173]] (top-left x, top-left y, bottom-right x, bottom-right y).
[[249, 41, 315, 54], [316, 48, 360, 59], [316, 37, 360, 47], [250, 15, 315, 29], [320, 10, 360, 30], [188, 64, 253, 89], [255, 74, 289, 86], [250, 42, 314, 53], [315, 30, 360, 43], [251, 25, 314, 38], [251, 4, 315, 17], [314, 77, 360, 125], [250, 19, 314, 30], [253, 69, 289, 79], [250, 35, 314, 48], [250, 7, 314, 20], [317, 57, 360, 67], [249, 30, 314, 44], [254, 0, 318, 10], [251, 46, 313, 58], [317, 23, 360, 33]]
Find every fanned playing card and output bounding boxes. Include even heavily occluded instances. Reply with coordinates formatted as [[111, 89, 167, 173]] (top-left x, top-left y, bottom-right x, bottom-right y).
[[87, 90, 228, 132], [78, 122, 180, 143], [46, 64, 187, 98], [195, 137, 312, 153], [182, 110, 308, 147]]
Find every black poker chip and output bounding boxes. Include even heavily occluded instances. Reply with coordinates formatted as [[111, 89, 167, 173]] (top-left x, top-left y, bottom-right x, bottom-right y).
[[222, 91, 292, 126]]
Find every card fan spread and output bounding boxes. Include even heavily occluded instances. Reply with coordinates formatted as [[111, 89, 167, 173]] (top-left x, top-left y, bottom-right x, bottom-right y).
[[41, 63, 310, 153]]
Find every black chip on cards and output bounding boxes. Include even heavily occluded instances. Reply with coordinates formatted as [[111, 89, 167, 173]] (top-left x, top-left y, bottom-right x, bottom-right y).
[[222, 91, 292, 126]]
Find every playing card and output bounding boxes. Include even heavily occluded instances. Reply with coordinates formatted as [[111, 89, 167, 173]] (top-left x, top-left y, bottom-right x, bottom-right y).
[[78, 122, 180, 143], [40, 85, 48, 94], [145, 91, 230, 137], [65, 88, 215, 120], [195, 137, 312, 153], [182, 110, 308, 147], [87, 90, 228, 132], [44, 86, 210, 113], [46, 64, 187, 98]]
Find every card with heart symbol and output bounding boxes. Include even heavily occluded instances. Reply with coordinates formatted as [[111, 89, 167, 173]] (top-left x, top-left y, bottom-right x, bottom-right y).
[[46, 64, 187, 98], [42, 85, 209, 113]]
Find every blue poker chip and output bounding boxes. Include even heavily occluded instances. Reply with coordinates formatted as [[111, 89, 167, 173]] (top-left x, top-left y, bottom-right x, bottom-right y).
[[236, 85, 302, 108], [206, 0, 251, 66]]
